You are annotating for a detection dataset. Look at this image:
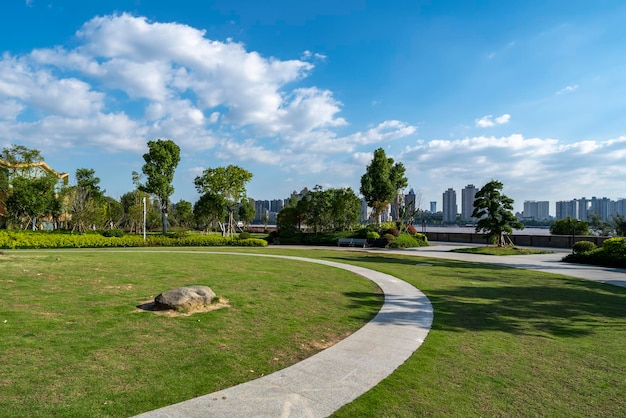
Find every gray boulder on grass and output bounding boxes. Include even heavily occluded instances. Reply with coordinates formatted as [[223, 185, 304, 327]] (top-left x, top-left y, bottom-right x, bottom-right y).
[[155, 285, 216, 311]]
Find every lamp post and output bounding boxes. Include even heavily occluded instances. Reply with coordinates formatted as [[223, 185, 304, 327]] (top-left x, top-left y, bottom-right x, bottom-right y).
[[143, 197, 146, 241]]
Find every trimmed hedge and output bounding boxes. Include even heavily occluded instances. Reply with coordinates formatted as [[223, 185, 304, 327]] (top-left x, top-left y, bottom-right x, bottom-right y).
[[0, 231, 267, 249], [562, 237, 626, 268]]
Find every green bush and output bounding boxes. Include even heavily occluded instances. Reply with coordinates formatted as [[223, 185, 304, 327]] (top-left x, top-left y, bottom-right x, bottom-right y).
[[100, 229, 124, 238], [0, 230, 267, 249], [413, 232, 428, 244], [602, 237, 626, 255], [572, 241, 597, 254], [239, 231, 251, 240], [388, 233, 418, 248], [563, 239, 626, 268], [385, 228, 401, 237], [366, 231, 380, 239], [383, 233, 396, 242], [388, 233, 429, 249]]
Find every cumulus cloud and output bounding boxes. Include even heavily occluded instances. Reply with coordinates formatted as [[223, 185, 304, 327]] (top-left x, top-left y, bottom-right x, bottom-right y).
[[475, 113, 511, 128], [0, 12, 421, 166]]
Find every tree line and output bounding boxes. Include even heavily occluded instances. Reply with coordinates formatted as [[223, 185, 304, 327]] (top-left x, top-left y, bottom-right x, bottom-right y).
[[0, 141, 258, 234]]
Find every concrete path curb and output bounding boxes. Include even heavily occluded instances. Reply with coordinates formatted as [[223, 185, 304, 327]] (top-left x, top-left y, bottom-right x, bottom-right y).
[[134, 253, 434, 418]]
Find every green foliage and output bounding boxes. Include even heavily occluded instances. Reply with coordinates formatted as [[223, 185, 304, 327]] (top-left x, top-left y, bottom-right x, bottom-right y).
[[193, 193, 226, 230], [194, 165, 253, 210], [563, 237, 626, 268], [383, 233, 396, 242], [0, 230, 267, 249], [385, 228, 401, 237], [238, 199, 256, 226], [239, 231, 251, 239], [360, 148, 407, 223], [412, 233, 428, 244], [613, 214, 626, 236], [171, 200, 193, 229], [100, 229, 124, 238], [5, 174, 59, 229], [296, 185, 361, 233], [387, 233, 428, 248], [572, 241, 597, 254], [366, 231, 380, 239], [602, 237, 626, 255], [138, 139, 181, 233], [472, 180, 524, 247], [550, 217, 590, 236]]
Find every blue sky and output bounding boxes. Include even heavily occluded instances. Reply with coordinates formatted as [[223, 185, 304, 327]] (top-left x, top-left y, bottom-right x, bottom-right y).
[[1, 0, 625, 213]]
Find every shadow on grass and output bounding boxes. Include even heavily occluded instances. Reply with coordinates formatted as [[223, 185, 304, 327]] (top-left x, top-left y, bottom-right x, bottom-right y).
[[327, 253, 626, 338], [428, 280, 626, 338]]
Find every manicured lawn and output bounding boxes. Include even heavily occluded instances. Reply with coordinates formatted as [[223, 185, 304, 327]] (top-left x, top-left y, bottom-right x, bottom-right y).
[[451, 246, 553, 255], [0, 249, 382, 417], [2, 247, 625, 417]]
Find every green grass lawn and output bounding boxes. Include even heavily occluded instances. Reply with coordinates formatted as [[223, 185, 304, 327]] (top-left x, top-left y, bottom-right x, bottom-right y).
[[2, 247, 625, 417], [0, 249, 382, 417], [451, 245, 553, 255]]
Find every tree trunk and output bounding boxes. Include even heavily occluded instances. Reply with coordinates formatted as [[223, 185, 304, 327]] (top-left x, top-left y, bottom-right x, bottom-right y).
[[162, 211, 168, 234]]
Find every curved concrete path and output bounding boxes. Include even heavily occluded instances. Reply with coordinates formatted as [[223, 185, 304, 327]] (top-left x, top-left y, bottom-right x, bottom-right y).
[[405, 243, 626, 289], [134, 252, 434, 418]]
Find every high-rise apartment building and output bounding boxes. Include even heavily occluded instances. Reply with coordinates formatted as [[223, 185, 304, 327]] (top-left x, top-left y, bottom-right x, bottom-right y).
[[461, 184, 478, 221], [442, 188, 457, 223], [556, 200, 578, 220], [523, 200, 550, 220], [430, 201, 437, 213]]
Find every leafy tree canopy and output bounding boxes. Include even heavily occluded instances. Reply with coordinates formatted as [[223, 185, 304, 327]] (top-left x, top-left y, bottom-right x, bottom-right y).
[[471, 180, 524, 246], [360, 148, 407, 222], [193, 165, 253, 210], [138, 139, 180, 233], [550, 217, 591, 236]]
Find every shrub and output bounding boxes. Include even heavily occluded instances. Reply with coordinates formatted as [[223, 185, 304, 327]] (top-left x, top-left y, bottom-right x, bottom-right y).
[[168, 230, 190, 239], [385, 228, 401, 237], [383, 233, 396, 242], [406, 224, 418, 235], [602, 237, 626, 255], [572, 241, 597, 254], [0, 230, 268, 249], [100, 229, 124, 237], [388, 233, 419, 248], [239, 231, 251, 240], [413, 232, 428, 244], [366, 231, 380, 239]]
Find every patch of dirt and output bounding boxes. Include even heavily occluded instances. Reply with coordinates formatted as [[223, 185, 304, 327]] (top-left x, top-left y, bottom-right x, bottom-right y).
[[135, 297, 230, 317]]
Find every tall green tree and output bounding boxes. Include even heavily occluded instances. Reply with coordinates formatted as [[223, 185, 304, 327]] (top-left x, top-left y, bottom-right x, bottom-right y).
[[471, 180, 524, 246], [66, 168, 106, 233], [360, 148, 407, 223], [238, 198, 255, 228], [1, 145, 60, 230], [5, 175, 58, 229], [193, 193, 226, 231], [171, 199, 193, 229], [138, 139, 180, 233], [194, 165, 253, 236]]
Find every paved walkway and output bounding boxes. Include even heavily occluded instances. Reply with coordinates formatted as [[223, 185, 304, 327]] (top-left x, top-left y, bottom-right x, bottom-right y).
[[135, 253, 434, 418], [404, 243, 626, 288], [135, 245, 625, 417]]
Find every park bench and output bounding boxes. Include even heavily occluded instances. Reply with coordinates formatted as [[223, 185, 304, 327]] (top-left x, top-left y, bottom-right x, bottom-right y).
[[337, 238, 369, 248]]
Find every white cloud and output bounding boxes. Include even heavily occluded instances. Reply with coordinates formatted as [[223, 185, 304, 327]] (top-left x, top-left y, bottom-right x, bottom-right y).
[[556, 84, 579, 95], [2, 13, 393, 159], [475, 113, 511, 128], [399, 134, 626, 206]]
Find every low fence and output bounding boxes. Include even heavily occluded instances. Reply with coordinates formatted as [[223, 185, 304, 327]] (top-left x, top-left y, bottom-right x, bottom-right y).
[[424, 232, 609, 249]]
